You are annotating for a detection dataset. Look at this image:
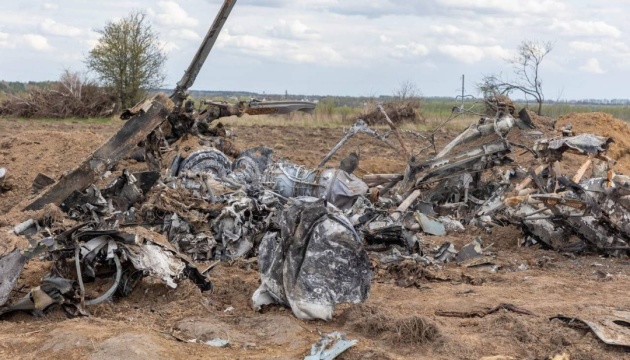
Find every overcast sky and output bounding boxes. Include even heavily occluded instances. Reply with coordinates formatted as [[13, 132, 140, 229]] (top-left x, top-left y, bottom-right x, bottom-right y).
[[0, 0, 628, 99]]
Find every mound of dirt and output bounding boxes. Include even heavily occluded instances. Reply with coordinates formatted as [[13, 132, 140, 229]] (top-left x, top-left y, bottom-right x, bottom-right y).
[[556, 112, 630, 174], [524, 109, 556, 132]]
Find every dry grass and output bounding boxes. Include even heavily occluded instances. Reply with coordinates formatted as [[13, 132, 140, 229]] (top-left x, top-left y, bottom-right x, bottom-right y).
[[340, 304, 442, 346], [219, 112, 477, 132]]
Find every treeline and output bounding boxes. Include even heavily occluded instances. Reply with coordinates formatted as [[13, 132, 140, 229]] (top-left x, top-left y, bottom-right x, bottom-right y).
[[0, 81, 57, 94]]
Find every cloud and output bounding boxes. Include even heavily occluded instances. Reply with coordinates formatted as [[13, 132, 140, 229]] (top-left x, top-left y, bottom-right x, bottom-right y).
[[170, 28, 201, 41], [569, 41, 604, 53], [0, 32, 13, 48], [151, 1, 199, 28], [580, 58, 605, 74], [438, 44, 484, 63], [159, 40, 180, 53], [40, 19, 82, 37], [483, 45, 512, 60], [429, 24, 497, 45], [267, 19, 320, 40], [550, 20, 621, 38], [392, 42, 429, 59], [43, 3, 58, 10], [22, 34, 52, 51], [437, 0, 565, 15], [437, 44, 511, 63], [218, 29, 344, 65]]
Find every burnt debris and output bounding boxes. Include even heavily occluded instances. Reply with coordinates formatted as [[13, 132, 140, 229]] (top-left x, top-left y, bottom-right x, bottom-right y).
[[2, 0, 630, 332]]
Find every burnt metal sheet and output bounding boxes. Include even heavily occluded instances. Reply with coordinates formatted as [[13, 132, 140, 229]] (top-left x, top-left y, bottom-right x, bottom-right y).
[[553, 306, 630, 347], [547, 134, 612, 154], [415, 212, 446, 236], [25, 96, 171, 211], [304, 331, 357, 360], [255, 197, 371, 321], [0, 249, 27, 307]]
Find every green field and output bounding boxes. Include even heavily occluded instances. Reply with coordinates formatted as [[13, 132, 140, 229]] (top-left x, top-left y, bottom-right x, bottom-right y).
[[422, 99, 630, 121]]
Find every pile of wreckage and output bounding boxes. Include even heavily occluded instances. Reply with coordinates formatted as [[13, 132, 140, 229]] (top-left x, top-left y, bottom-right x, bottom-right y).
[[2, 0, 630, 329]]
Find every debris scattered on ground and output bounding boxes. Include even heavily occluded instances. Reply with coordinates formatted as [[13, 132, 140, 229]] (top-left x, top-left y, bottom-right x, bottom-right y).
[[551, 306, 630, 347], [304, 331, 357, 360], [2, 1, 630, 358], [435, 303, 537, 318]]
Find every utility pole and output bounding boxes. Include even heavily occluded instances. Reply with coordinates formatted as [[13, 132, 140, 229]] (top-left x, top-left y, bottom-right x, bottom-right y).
[[461, 74, 465, 107]]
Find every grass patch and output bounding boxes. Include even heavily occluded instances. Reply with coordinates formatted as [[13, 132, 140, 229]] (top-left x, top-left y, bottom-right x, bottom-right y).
[[220, 111, 477, 132], [340, 304, 442, 346], [0, 116, 115, 124]]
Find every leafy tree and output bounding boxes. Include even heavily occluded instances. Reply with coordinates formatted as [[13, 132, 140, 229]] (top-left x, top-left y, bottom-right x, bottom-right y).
[[478, 40, 553, 115], [86, 11, 166, 108]]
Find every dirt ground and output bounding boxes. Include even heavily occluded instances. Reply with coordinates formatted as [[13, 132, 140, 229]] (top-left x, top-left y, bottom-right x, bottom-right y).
[[1, 115, 630, 359]]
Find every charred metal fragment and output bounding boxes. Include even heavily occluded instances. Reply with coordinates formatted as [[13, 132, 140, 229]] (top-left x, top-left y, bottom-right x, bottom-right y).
[[31, 173, 55, 194], [0, 249, 27, 307], [253, 197, 371, 321], [25, 95, 172, 211]]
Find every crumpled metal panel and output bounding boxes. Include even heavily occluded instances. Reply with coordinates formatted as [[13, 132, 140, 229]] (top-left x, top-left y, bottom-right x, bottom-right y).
[[304, 331, 358, 360], [536, 134, 613, 159], [212, 191, 278, 259], [164, 214, 216, 261], [509, 204, 567, 248], [553, 306, 630, 347], [123, 243, 186, 288], [314, 169, 369, 210], [0, 249, 27, 307], [548, 134, 612, 154], [255, 197, 371, 321], [415, 212, 446, 236]]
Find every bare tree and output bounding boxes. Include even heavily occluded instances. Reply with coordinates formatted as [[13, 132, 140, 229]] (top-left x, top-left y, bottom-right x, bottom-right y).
[[478, 40, 553, 115], [393, 80, 420, 101], [86, 11, 166, 109]]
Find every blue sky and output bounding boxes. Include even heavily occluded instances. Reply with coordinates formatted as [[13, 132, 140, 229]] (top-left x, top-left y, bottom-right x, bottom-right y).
[[0, 0, 628, 99]]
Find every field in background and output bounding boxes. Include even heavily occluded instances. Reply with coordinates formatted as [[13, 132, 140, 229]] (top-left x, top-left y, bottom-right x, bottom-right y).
[[423, 99, 630, 121], [3, 95, 630, 131], [196, 95, 630, 129]]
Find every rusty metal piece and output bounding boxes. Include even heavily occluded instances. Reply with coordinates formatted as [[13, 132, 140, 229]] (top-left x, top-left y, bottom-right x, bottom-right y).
[[369, 188, 380, 203]]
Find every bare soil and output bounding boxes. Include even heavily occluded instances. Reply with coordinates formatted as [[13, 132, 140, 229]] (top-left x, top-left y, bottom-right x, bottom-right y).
[[1, 115, 630, 359], [556, 112, 630, 174]]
